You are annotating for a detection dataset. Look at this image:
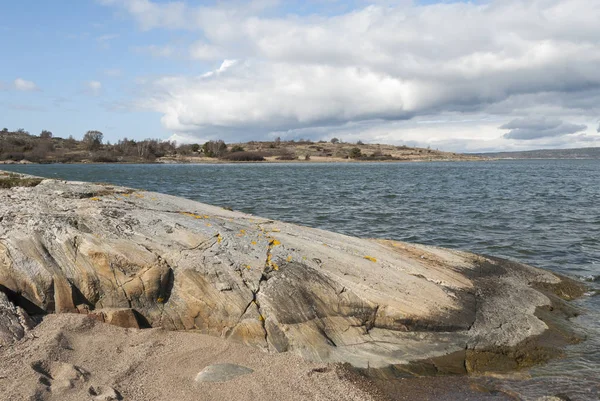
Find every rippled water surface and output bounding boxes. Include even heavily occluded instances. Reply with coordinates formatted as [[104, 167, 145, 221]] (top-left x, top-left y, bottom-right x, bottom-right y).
[[3, 160, 599, 400]]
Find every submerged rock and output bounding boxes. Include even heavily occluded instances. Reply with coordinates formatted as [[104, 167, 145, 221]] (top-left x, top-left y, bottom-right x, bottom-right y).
[[0, 171, 586, 373]]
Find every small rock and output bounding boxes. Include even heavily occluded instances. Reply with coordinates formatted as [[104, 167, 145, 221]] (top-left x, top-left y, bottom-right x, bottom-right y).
[[88, 385, 123, 401], [195, 363, 254, 383]]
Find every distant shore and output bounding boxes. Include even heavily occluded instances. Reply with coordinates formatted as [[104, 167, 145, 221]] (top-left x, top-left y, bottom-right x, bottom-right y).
[[0, 155, 485, 165]]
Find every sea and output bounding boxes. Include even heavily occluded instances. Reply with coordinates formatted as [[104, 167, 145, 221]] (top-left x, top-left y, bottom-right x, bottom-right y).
[[3, 159, 599, 400]]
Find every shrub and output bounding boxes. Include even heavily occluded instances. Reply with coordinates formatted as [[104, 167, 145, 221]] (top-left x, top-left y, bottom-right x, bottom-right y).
[[90, 151, 119, 163], [203, 140, 227, 157], [221, 152, 266, 161], [230, 145, 245, 153], [349, 147, 362, 159]]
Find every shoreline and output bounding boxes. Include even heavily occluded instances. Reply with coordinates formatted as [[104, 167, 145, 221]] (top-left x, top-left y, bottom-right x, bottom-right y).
[[0, 157, 488, 166]]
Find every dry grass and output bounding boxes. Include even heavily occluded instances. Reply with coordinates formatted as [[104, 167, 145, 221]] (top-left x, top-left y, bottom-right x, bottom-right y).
[[0, 173, 43, 188]]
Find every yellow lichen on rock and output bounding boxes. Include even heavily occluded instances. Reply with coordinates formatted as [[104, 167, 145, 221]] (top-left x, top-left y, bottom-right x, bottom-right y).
[[364, 256, 377, 263]]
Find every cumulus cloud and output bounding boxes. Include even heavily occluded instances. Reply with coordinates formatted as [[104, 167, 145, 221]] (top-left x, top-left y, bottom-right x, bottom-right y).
[[14, 78, 39, 92], [100, 0, 600, 149], [500, 118, 587, 140]]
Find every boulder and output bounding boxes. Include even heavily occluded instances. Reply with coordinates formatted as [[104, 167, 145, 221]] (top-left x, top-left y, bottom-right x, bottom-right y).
[[0, 171, 586, 373], [88, 308, 143, 329], [0, 291, 34, 346]]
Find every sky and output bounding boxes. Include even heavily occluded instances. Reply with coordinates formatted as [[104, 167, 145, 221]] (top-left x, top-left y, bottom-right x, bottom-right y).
[[1, 0, 600, 153]]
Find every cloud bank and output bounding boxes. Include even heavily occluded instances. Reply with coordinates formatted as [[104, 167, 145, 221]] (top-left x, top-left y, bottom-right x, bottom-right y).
[[100, 0, 600, 150], [501, 118, 587, 140]]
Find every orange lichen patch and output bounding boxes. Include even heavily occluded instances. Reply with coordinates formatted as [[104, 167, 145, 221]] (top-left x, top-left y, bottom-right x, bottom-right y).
[[157, 296, 165, 303], [179, 211, 205, 219], [270, 228, 281, 233], [286, 255, 293, 262], [206, 223, 212, 227], [269, 239, 281, 246], [134, 193, 144, 198], [89, 197, 101, 201], [364, 256, 377, 263], [121, 193, 131, 197], [150, 197, 157, 201], [265, 252, 280, 271], [217, 234, 223, 243], [244, 265, 252, 270], [322, 243, 329, 247], [240, 229, 246, 235], [251, 241, 257, 246]]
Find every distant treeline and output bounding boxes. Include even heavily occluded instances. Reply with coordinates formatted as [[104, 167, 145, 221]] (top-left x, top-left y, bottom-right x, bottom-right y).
[[0, 128, 185, 163], [0, 128, 435, 163]]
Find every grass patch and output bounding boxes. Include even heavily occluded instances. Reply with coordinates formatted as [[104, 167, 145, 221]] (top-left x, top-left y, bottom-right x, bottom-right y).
[[0, 173, 43, 188]]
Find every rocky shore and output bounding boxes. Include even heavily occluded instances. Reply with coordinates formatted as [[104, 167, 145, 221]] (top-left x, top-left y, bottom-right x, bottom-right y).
[[0, 170, 587, 400]]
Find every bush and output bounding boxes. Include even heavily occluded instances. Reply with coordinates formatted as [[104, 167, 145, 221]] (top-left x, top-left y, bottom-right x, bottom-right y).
[[276, 154, 297, 161], [230, 145, 245, 153], [90, 151, 119, 163], [0, 152, 25, 161], [221, 152, 266, 161], [203, 140, 227, 157], [349, 147, 362, 159]]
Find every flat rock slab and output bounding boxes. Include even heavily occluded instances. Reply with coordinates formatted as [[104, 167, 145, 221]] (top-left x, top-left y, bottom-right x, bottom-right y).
[[195, 364, 254, 383], [0, 171, 587, 375]]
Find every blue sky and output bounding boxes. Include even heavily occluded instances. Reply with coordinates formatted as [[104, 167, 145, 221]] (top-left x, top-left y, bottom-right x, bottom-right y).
[[1, 0, 599, 152]]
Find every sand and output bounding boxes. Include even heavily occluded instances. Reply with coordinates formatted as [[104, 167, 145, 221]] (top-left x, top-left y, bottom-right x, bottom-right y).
[[0, 314, 381, 401]]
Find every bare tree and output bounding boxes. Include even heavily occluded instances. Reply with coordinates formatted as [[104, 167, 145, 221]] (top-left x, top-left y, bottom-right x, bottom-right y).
[[83, 130, 103, 151]]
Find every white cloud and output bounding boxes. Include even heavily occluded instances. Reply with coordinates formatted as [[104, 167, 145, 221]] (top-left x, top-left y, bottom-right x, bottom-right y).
[[13, 78, 39, 92], [102, 0, 600, 151], [85, 81, 103, 96]]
